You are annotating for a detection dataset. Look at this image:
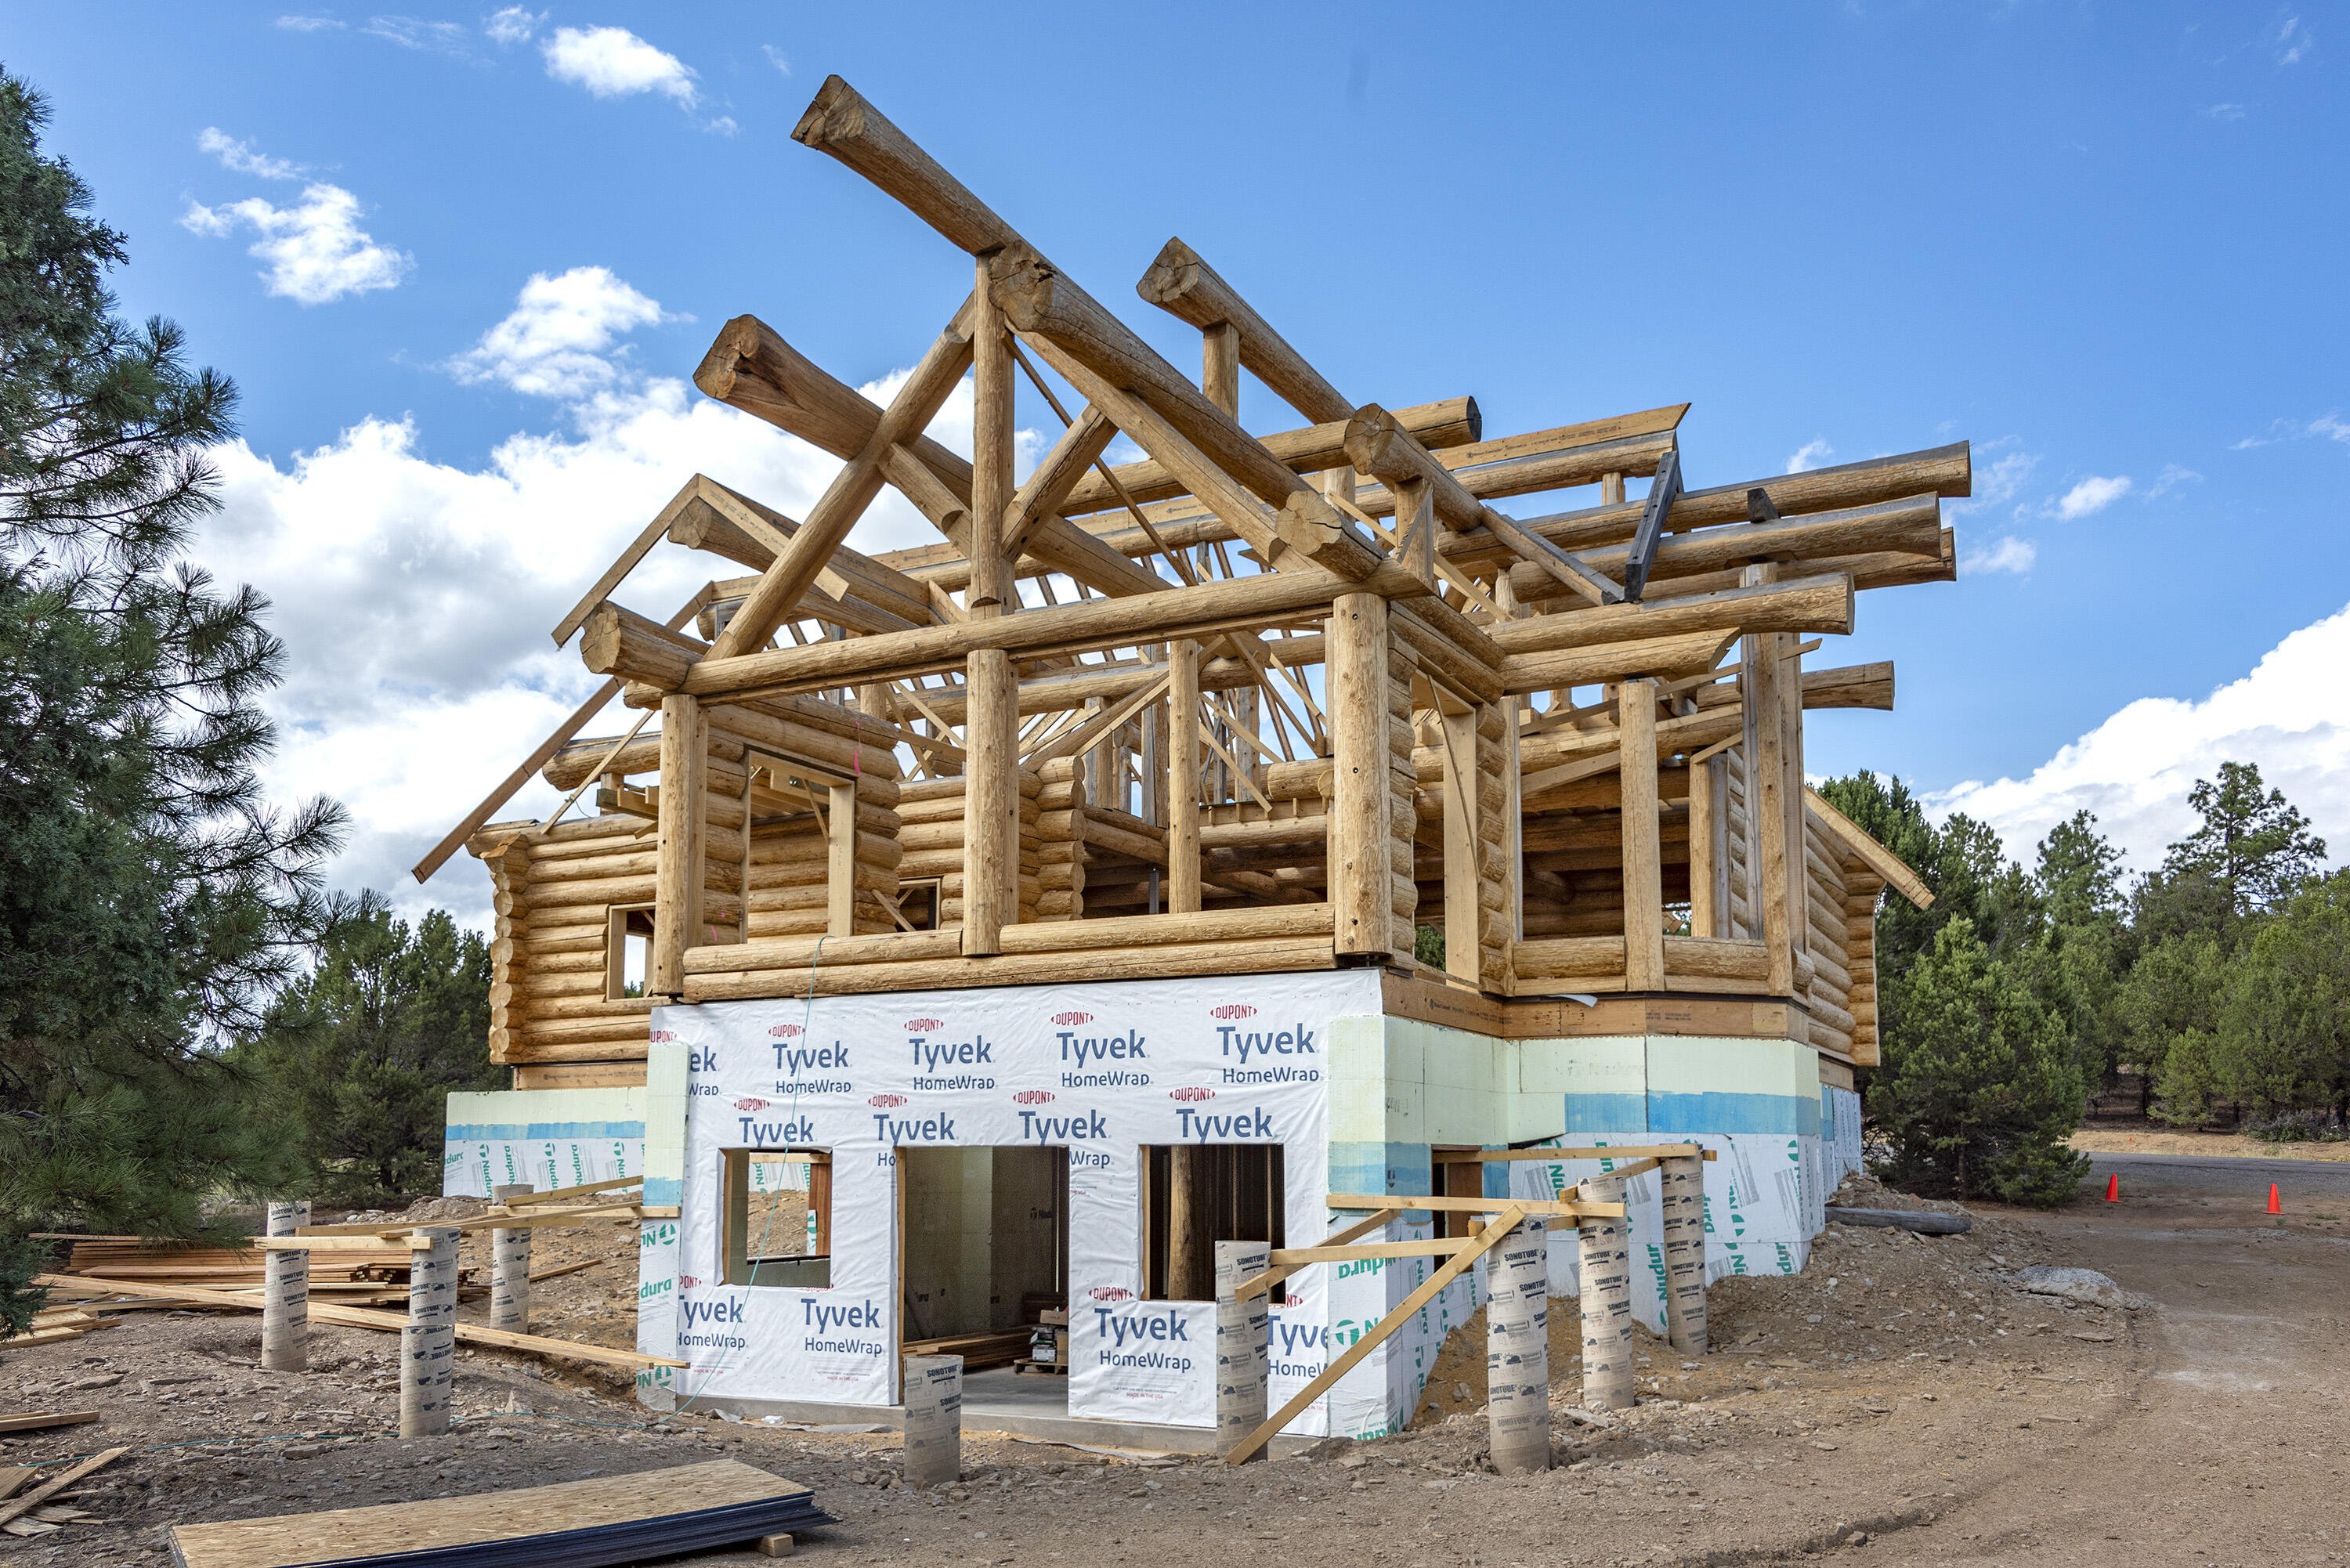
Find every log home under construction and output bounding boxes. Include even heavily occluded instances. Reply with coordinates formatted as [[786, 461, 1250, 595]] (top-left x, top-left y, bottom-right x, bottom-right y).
[[425, 77, 1947, 1447]]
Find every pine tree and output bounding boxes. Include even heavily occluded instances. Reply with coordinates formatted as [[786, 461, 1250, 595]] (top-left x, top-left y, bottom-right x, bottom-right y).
[[2135, 762, 2326, 944], [0, 70, 344, 1288], [1867, 917, 2090, 1207], [2210, 871, 2350, 1125], [234, 894, 497, 1205]]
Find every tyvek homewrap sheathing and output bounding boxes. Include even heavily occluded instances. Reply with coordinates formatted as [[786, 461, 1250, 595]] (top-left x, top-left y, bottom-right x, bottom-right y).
[[620, 981, 1835, 1437], [638, 970, 1383, 1436]]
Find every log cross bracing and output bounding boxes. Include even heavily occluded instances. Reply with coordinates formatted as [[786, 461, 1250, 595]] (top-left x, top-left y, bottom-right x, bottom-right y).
[[450, 70, 1959, 1053]]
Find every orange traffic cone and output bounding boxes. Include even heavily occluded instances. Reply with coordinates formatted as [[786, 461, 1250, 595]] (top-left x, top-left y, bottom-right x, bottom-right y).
[[2105, 1173, 2120, 1202], [2267, 1183, 2282, 1216]]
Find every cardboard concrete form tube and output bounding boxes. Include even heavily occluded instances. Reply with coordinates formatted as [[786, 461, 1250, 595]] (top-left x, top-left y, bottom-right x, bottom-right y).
[[902, 1355, 964, 1487], [260, 1200, 308, 1374], [1576, 1177, 1636, 1411], [400, 1227, 459, 1438], [1213, 1240, 1272, 1462], [1484, 1215, 1550, 1475], [490, 1184, 533, 1335]]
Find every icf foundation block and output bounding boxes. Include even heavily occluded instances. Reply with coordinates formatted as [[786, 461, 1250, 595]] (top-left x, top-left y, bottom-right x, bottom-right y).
[[1483, 1215, 1549, 1474], [902, 1354, 964, 1487], [400, 1225, 461, 1437], [490, 1183, 533, 1333], [1576, 1176, 1635, 1411], [260, 1200, 309, 1374], [1214, 1240, 1271, 1462]]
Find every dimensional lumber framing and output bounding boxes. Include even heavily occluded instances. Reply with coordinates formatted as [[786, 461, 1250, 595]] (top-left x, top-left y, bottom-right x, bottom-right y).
[[418, 72, 1953, 1078]]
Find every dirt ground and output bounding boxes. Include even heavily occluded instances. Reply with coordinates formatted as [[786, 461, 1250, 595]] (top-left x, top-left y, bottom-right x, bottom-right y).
[[5, 1159, 2347, 1568], [2068, 1124, 2350, 1163]]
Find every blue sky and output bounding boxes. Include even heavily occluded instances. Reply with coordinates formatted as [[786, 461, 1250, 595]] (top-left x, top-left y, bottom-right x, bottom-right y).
[[8, 4, 2346, 924]]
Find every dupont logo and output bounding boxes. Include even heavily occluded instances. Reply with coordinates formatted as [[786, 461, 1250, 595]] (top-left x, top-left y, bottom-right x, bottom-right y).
[[1052, 1010, 1094, 1026], [867, 1093, 907, 1108], [1170, 1086, 1216, 1103], [904, 1017, 943, 1031], [679, 1274, 701, 1288], [768, 1024, 804, 1039], [732, 1097, 771, 1112], [649, 1030, 677, 1043], [1208, 1004, 1256, 1020], [1012, 1090, 1055, 1106], [1086, 1285, 1134, 1303]]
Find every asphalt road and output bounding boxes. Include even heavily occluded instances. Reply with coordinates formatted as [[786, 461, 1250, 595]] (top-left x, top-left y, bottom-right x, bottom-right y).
[[2073, 1149, 2350, 1208]]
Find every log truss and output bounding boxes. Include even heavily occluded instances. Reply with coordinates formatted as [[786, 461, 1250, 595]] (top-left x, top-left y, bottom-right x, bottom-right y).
[[432, 75, 1953, 1078]]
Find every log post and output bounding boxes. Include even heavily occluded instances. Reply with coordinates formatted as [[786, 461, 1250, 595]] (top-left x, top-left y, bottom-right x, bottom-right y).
[[964, 646, 1016, 952], [652, 694, 708, 997], [260, 1199, 309, 1374], [490, 1183, 533, 1334], [1168, 640, 1202, 913], [1574, 1176, 1635, 1411], [1441, 703, 1480, 985], [1167, 1147, 1208, 1301], [1213, 1240, 1271, 1463], [962, 247, 1019, 955], [400, 1225, 461, 1437], [1619, 678, 1665, 991], [1329, 593, 1393, 956], [827, 779, 858, 937], [1660, 1156, 1708, 1355], [1742, 564, 1792, 990], [1484, 1215, 1550, 1474], [902, 1353, 964, 1487]]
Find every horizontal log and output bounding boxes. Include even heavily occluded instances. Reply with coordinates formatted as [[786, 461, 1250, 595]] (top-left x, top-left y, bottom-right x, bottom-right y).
[[1505, 494, 1942, 606], [1058, 396, 1478, 513], [1500, 629, 1739, 695], [1511, 935, 1627, 980], [1661, 935, 1770, 981], [997, 901, 1332, 953], [1489, 573, 1853, 656], [1443, 443, 1972, 570], [685, 933, 1339, 1002]]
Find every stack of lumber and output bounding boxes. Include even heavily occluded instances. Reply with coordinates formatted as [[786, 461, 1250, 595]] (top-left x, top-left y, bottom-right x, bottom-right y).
[[53, 1239, 472, 1306], [168, 1460, 833, 1568], [1, 1306, 118, 1349], [902, 1328, 1032, 1373]]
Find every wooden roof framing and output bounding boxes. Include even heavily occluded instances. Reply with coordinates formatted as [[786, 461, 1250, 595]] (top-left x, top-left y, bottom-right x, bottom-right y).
[[424, 72, 1954, 1073]]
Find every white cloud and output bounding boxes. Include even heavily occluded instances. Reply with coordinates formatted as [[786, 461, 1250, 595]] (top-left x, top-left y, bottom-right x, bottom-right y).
[[1929, 603, 2350, 877], [1784, 438, 1834, 474], [363, 14, 471, 53], [1961, 535, 2036, 576], [761, 44, 792, 75], [703, 116, 739, 138], [181, 183, 413, 305], [540, 25, 697, 104], [2204, 103, 2247, 121], [2314, 414, 2350, 445], [2055, 474, 2131, 519], [275, 14, 345, 31], [193, 284, 1037, 929], [448, 266, 674, 398], [2147, 463, 2203, 497], [197, 128, 303, 181], [2233, 413, 2350, 450], [2276, 14, 2312, 65], [483, 5, 540, 44]]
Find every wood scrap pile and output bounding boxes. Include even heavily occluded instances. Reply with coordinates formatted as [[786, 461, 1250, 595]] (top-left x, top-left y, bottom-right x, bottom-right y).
[[0, 1306, 120, 1348], [51, 1236, 482, 1306], [902, 1328, 1032, 1373], [0, 1447, 128, 1540]]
